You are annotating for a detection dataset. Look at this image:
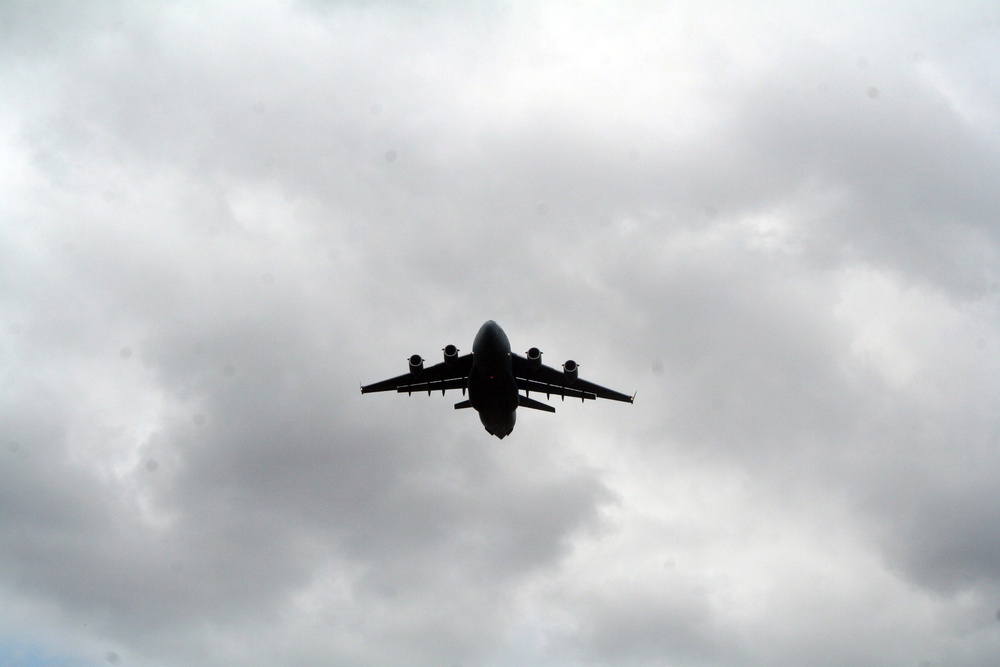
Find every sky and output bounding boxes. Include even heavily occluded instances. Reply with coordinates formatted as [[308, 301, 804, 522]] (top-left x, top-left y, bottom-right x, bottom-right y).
[[2, 1, 1000, 665]]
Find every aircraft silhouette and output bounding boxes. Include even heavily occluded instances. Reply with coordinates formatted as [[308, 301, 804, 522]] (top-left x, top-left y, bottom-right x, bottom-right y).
[[361, 320, 634, 438]]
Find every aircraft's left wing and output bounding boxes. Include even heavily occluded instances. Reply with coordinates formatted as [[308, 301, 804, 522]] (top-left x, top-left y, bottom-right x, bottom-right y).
[[511, 353, 634, 403], [361, 354, 474, 396]]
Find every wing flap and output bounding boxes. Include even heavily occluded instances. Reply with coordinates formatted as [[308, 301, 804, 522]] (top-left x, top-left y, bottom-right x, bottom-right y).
[[516, 377, 596, 401], [395, 377, 468, 395]]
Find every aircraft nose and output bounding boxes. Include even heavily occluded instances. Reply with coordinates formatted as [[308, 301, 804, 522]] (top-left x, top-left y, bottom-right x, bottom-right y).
[[475, 320, 500, 348]]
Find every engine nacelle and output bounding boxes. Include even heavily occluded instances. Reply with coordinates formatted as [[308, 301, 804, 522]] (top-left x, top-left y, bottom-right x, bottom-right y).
[[408, 354, 423, 375], [443, 344, 459, 365], [562, 359, 578, 383], [526, 347, 542, 368]]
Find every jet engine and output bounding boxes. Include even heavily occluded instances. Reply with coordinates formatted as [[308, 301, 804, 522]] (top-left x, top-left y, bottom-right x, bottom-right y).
[[408, 354, 423, 375], [443, 344, 459, 365], [526, 347, 543, 368], [562, 359, 578, 383]]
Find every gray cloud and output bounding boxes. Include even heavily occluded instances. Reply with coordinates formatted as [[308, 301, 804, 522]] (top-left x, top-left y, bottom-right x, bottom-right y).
[[2, 1, 1000, 665]]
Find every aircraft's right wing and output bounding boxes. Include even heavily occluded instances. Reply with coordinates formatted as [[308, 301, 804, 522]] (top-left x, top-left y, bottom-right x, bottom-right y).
[[361, 353, 474, 396], [510, 353, 634, 403]]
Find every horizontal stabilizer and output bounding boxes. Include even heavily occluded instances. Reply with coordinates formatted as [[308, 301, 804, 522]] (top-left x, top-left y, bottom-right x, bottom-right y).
[[518, 394, 556, 413], [454, 400, 473, 410]]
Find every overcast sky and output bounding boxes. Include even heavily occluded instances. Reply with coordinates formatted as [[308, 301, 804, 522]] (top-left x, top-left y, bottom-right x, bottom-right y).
[[2, 1, 1000, 666]]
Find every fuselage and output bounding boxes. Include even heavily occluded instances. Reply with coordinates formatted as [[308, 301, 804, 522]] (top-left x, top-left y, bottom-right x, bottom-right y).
[[467, 320, 519, 438]]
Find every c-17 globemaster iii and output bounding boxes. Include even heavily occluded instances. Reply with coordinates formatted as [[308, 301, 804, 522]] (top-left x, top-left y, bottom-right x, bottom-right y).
[[361, 320, 634, 438]]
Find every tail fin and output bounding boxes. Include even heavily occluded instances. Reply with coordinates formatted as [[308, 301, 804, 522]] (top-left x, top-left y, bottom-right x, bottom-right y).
[[518, 394, 556, 413]]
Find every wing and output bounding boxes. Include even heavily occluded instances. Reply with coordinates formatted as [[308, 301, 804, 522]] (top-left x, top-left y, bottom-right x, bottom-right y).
[[510, 354, 634, 403], [361, 354, 474, 396]]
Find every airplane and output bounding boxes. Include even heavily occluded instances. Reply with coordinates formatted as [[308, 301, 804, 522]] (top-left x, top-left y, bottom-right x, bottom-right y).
[[361, 320, 634, 438]]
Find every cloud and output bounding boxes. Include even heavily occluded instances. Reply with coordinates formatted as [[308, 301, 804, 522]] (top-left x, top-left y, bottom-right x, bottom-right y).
[[2, 1, 1000, 665]]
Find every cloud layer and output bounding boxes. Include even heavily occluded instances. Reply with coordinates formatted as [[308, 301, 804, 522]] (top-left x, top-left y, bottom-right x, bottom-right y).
[[2, 2, 999, 665]]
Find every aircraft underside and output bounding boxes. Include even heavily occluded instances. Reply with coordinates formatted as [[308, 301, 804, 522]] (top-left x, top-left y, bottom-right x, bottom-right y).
[[360, 320, 633, 438]]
